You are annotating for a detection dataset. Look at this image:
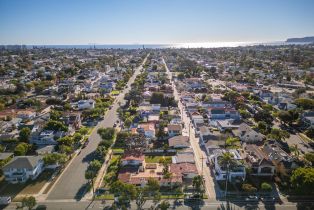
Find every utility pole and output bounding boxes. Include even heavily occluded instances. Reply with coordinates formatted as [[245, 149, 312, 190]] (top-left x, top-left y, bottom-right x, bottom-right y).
[[189, 122, 191, 139], [225, 163, 230, 199], [200, 156, 205, 175]]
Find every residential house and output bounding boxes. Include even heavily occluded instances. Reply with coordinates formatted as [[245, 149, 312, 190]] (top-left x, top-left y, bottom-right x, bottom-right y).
[[2, 156, 44, 183], [301, 111, 314, 128], [172, 149, 195, 164], [209, 149, 246, 181], [191, 114, 204, 128], [167, 124, 182, 137], [118, 162, 182, 187], [232, 123, 265, 143], [17, 110, 36, 120], [137, 123, 156, 139], [168, 135, 190, 149], [35, 145, 55, 155], [243, 144, 275, 177], [62, 112, 81, 133], [207, 108, 240, 120], [170, 162, 198, 183], [199, 126, 212, 145], [263, 141, 301, 177], [151, 104, 161, 112], [216, 120, 240, 132], [77, 99, 95, 110], [121, 151, 145, 167], [31, 130, 58, 145]]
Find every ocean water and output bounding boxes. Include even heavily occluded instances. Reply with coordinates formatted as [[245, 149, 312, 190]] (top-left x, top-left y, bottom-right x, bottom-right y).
[[29, 41, 311, 49]]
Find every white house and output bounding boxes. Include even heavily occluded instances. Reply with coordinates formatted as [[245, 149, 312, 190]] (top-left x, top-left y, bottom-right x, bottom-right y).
[[3, 156, 44, 183], [121, 153, 144, 167], [209, 149, 246, 181], [151, 104, 161, 112], [77, 99, 95, 110], [33, 130, 58, 145]]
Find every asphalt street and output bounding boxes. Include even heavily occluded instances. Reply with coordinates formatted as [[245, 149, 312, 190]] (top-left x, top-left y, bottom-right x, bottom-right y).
[[46, 55, 148, 200]]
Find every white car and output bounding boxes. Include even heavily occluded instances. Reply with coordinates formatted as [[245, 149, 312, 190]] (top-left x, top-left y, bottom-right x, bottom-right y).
[[0, 197, 11, 205]]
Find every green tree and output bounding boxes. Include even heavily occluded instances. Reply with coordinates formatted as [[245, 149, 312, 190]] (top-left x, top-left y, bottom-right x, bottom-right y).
[[278, 111, 293, 124], [97, 127, 116, 140], [59, 145, 73, 154], [150, 92, 164, 105], [257, 121, 269, 135], [110, 180, 137, 203], [261, 182, 272, 192], [225, 137, 240, 149], [242, 183, 257, 194], [50, 110, 62, 120], [43, 153, 67, 165], [304, 152, 314, 165], [88, 159, 102, 172], [305, 127, 314, 139], [135, 188, 146, 210], [73, 133, 82, 143], [78, 127, 89, 135], [85, 170, 96, 180], [294, 98, 314, 110], [45, 120, 68, 132], [291, 167, 314, 195], [19, 127, 31, 143], [254, 110, 273, 124], [158, 200, 170, 210], [0, 103, 5, 111], [192, 175, 205, 198], [14, 143, 29, 156], [57, 136, 74, 146], [144, 178, 160, 197], [267, 128, 290, 141], [239, 109, 251, 119], [21, 196, 36, 210]]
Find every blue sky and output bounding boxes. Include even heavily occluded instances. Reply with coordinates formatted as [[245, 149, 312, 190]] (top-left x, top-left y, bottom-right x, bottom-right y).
[[0, 0, 314, 44]]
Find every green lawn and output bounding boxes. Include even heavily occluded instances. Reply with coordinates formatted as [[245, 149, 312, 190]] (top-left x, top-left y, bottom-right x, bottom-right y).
[[95, 194, 115, 200], [111, 90, 120, 96], [145, 156, 172, 163], [112, 148, 124, 154], [0, 170, 53, 199]]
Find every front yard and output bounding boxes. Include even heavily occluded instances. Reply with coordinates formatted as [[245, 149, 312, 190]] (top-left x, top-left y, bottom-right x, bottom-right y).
[[145, 156, 172, 163], [0, 170, 54, 200]]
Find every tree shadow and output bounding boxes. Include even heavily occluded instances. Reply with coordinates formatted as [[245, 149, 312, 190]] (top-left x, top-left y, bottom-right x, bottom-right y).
[[74, 182, 89, 201], [183, 199, 204, 210], [81, 151, 96, 163]]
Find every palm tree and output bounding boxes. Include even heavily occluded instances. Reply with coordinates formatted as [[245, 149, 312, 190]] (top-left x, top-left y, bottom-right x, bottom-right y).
[[192, 175, 205, 198], [218, 152, 237, 198]]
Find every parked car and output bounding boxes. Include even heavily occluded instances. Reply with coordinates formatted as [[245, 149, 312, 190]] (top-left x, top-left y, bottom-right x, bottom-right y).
[[82, 140, 89, 148], [0, 197, 11, 205], [261, 196, 275, 202], [245, 195, 259, 202]]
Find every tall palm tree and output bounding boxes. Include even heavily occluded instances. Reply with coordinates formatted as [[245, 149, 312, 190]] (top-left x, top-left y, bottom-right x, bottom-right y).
[[218, 152, 237, 198], [192, 175, 205, 198]]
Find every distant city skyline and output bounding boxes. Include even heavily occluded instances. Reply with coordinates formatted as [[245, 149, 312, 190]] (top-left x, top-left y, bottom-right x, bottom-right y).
[[0, 0, 314, 45]]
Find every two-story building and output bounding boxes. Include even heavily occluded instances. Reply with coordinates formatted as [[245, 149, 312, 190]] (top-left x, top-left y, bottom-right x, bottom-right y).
[[3, 156, 44, 183]]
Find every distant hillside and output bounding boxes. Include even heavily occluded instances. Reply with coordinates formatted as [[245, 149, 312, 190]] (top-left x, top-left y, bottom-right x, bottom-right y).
[[286, 36, 314, 43]]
